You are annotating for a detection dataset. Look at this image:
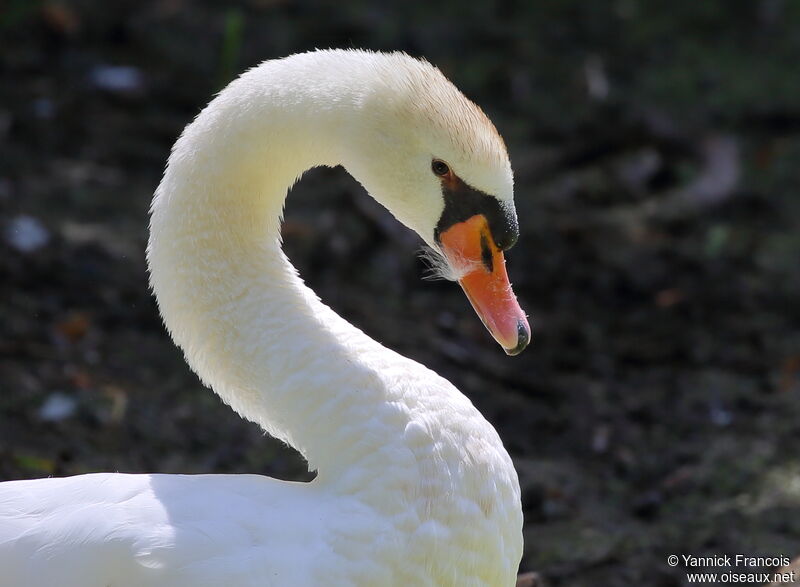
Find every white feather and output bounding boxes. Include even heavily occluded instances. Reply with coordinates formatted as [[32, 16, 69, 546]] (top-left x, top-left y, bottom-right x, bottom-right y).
[[0, 49, 522, 587], [418, 245, 480, 282]]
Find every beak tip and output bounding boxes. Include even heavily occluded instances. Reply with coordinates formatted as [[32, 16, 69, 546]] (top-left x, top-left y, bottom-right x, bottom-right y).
[[503, 319, 530, 356]]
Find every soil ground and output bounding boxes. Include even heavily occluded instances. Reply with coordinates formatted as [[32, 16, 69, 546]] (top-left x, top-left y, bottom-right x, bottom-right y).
[[2, 2, 800, 585]]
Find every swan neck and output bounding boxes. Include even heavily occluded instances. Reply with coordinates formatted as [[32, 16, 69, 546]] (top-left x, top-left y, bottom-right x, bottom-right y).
[[147, 52, 523, 583], [148, 63, 382, 473]]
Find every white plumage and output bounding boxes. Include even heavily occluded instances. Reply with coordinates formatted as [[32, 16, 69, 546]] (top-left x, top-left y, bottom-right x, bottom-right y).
[[0, 49, 525, 586]]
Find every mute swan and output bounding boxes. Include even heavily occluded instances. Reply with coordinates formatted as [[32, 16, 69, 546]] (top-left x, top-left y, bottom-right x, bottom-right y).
[[0, 49, 530, 586]]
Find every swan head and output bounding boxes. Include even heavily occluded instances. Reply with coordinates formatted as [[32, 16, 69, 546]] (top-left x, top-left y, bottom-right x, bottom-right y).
[[341, 52, 530, 355]]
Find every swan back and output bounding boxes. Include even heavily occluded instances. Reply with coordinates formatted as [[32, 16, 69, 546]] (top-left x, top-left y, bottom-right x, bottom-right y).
[[0, 50, 525, 587]]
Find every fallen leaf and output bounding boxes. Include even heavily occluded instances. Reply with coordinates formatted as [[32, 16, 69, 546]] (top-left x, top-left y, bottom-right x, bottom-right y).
[[55, 312, 91, 343]]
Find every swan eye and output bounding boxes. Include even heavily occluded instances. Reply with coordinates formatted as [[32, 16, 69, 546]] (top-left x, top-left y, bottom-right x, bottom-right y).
[[431, 160, 450, 177]]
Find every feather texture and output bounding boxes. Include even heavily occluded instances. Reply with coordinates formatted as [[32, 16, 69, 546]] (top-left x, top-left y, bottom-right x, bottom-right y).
[[0, 49, 523, 586]]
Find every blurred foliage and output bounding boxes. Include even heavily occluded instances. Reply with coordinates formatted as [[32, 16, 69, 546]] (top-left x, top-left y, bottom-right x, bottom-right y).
[[217, 7, 244, 88], [1, 1, 800, 585]]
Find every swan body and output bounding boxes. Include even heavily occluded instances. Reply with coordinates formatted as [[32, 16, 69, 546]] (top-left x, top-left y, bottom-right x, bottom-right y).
[[0, 50, 529, 586]]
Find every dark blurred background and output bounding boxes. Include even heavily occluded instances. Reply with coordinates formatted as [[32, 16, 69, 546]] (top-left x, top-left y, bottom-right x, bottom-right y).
[[1, 1, 799, 585]]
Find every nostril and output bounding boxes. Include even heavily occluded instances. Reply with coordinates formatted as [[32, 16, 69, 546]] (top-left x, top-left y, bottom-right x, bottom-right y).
[[479, 233, 494, 272]]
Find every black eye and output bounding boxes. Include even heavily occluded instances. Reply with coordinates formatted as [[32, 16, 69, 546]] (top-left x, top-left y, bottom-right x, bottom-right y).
[[431, 160, 450, 177]]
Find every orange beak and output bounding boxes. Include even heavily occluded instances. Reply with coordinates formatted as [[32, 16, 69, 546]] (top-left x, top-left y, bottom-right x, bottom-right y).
[[439, 215, 530, 355]]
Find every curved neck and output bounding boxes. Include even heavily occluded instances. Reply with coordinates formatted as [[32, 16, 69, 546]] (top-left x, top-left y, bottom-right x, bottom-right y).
[[149, 59, 394, 475], [148, 53, 523, 581]]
